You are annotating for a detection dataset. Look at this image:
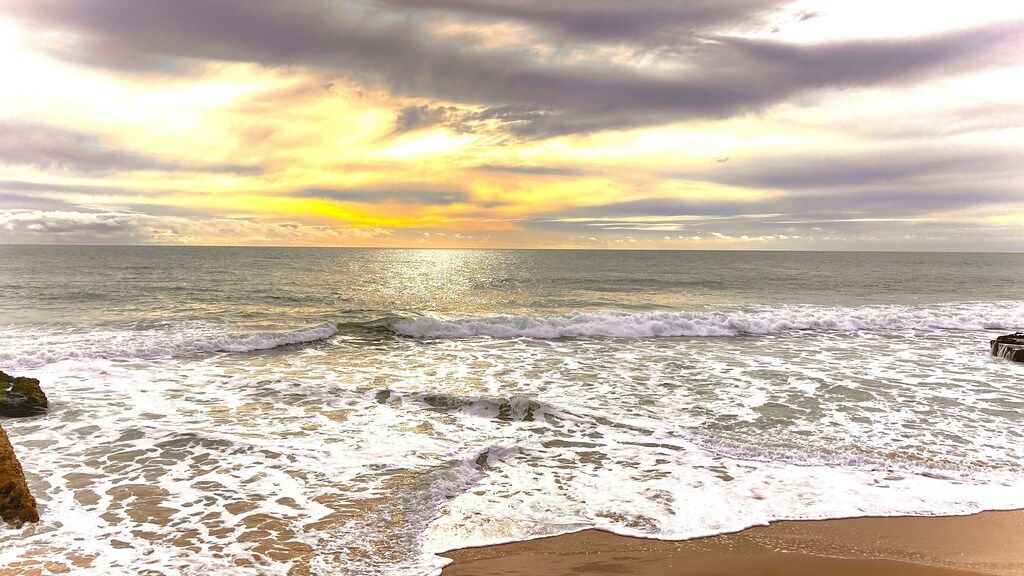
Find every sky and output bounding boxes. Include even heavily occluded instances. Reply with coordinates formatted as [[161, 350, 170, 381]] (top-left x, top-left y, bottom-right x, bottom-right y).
[[0, 1, 1022, 250]]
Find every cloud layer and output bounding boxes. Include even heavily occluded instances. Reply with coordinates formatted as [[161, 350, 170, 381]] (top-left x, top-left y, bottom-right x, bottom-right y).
[[0, 121, 259, 174], [0, 1, 1022, 249], [8, 1, 1021, 136]]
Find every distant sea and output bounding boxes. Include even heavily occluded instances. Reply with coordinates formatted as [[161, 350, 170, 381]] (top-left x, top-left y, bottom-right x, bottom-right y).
[[2, 246, 1023, 575]]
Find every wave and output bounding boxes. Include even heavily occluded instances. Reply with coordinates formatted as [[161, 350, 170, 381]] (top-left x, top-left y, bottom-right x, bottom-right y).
[[0, 323, 338, 369], [4, 301, 1022, 368], [388, 302, 1024, 339], [211, 324, 337, 352]]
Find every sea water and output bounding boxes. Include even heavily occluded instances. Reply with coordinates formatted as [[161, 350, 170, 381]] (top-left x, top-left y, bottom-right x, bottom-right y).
[[1, 246, 1022, 575]]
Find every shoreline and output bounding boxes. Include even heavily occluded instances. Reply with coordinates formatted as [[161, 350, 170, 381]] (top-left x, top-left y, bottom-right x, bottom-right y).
[[440, 510, 1024, 575]]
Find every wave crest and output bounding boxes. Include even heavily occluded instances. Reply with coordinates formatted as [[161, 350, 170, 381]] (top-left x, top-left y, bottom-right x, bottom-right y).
[[391, 302, 1024, 339], [0, 323, 338, 369]]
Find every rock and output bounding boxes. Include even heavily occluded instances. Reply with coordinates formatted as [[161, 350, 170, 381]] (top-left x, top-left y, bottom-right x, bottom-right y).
[[0, 425, 39, 524], [0, 371, 48, 417], [990, 333, 1024, 362]]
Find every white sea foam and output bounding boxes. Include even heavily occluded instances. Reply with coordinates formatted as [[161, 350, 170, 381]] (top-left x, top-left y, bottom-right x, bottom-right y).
[[392, 301, 1024, 339], [2, 307, 1023, 575]]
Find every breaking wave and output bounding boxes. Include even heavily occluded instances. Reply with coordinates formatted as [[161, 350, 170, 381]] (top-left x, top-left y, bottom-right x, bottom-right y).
[[4, 301, 1022, 369], [389, 301, 1024, 339], [0, 322, 338, 369]]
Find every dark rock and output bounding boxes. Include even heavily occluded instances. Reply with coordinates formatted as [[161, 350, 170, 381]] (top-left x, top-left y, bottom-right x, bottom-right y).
[[990, 333, 1024, 362], [0, 371, 48, 417], [0, 425, 39, 524]]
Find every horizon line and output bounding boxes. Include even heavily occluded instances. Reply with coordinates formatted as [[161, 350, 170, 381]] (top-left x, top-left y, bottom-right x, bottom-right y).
[[1, 242, 1022, 254]]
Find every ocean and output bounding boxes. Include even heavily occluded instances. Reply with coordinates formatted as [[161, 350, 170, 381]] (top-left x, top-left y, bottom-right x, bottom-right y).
[[1, 246, 1023, 575]]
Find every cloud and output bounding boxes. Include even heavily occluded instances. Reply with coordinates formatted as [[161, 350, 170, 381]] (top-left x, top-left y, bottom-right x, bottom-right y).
[[0, 120, 261, 174], [537, 187, 1020, 225], [384, 0, 782, 43], [528, 156, 1023, 234], [0, 209, 393, 245], [292, 186, 470, 205], [0, 191, 80, 211], [673, 148, 1023, 190], [0, 179, 218, 212], [0, 178, 474, 212], [394, 104, 458, 133], [532, 204, 1024, 250], [545, 198, 748, 220], [0, 209, 145, 241], [7, 1, 1021, 136], [795, 10, 819, 22], [473, 164, 587, 176]]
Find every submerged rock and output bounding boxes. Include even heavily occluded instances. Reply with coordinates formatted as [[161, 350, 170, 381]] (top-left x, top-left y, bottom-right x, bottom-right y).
[[0, 371, 48, 417], [990, 333, 1024, 362], [0, 425, 39, 524]]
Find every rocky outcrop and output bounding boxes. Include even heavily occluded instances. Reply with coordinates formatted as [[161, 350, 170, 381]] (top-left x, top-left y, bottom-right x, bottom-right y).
[[0, 425, 39, 524], [990, 333, 1024, 362], [0, 371, 48, 417]]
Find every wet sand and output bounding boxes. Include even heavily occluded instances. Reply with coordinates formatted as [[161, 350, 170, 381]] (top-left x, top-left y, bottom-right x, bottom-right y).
[[441, 510, 1024, 576]]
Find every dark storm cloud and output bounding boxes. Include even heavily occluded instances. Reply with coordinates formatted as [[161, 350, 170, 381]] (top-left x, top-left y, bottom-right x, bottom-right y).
[[717, 25, 1022, 87], [384, 0, 782, 43], [394, 105, 458, 133], [293, 187, 470, 205], [6, 1, 1021, 137], [0, 121, 261, 174]]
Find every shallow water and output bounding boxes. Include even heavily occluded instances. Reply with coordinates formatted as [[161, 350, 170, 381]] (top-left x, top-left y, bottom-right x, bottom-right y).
[[1, 247, 1023, 575]]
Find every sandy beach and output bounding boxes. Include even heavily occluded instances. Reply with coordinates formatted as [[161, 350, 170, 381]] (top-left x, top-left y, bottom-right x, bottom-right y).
[[441, 510, 1024, 576]]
